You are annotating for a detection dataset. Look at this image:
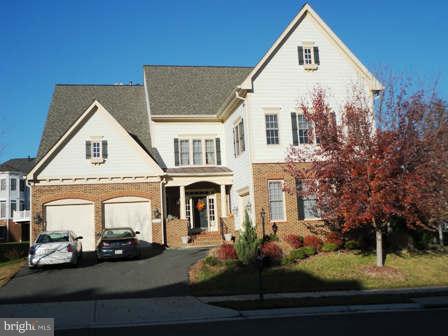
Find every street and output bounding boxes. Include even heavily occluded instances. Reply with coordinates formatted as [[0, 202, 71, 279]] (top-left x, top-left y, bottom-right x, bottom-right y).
[[58, 308, 448, 336]]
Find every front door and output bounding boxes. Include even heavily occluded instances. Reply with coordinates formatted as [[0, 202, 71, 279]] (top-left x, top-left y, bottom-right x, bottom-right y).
[[193, 197, 208, 230]]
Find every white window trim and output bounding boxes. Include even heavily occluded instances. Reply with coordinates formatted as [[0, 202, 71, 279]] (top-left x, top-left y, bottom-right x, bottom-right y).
[[301, 42, 318, 70], [296, 113, 319, 145], [264, 110, 280, 146], [267, 180, 287, 222], [233, 118, 245, 157], [296, 178, 322, 220], [177, 137, 219, 167], [89, 136, 105, 164], [0, 200, 6, 219]]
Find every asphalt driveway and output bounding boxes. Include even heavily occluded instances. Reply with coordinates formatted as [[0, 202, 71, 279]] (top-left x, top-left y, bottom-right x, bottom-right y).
[[0, 247, 208, 304]]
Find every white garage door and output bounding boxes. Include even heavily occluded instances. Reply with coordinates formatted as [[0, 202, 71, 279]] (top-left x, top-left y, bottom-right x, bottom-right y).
[[103, 197, 151, 243], [45, 199, 96, 251]]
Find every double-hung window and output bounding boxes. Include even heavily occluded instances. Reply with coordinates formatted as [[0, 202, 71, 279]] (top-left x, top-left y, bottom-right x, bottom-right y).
[[268, 180, 285, 221], [297, 114, 312, 144], [205, 139, 215, 165], [298, 43, 320, 70], [0, 179, 5, 191], [192, 140, 203, 165], [265, 114, 279, 145], [10, 179, 16, 191], [180, 140, 190, 165], [233, 119, 245, 156], [0, 201, 6, 218], [296, 179, 319, 220], [85, 139, 108, 163], [174, 138, 221, 166]]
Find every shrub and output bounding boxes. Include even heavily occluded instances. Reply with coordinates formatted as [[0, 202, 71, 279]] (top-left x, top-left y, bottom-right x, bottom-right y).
[[204, 255, 221, 266], [325, 232, 343, 247], [321, 242, 339, 252], [303, 235, 323, 250], [216, 244, 237, 260], [235, 210, 259, 265], [284, 234, 303, 249], [345, 240, 360, 250], [264, 233, 279, 242], [303, 246, 317, 256], [261, 242, 283, 262], [0, 242, 29, 262], [282, 248, 308, 264]]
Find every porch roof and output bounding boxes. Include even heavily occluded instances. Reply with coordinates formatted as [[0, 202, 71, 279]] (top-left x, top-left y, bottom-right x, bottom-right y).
[[166, 166, 232, 175]]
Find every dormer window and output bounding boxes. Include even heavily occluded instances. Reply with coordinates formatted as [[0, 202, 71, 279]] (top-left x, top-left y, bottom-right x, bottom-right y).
[[298, 43, 320, 70], [85, 138, 108, 164]]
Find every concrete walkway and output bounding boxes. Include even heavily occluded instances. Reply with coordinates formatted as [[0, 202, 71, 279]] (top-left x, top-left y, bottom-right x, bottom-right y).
[[0, 296, 239, 330], [0, 292, 447, 330]]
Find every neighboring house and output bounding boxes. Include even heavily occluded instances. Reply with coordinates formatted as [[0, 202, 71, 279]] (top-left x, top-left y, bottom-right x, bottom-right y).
[[27, 4, 381, 250], [0, 157, 34, 242]]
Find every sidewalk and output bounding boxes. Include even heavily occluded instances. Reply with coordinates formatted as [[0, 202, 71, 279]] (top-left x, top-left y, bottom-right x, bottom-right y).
[[0, 288, 447, 331]]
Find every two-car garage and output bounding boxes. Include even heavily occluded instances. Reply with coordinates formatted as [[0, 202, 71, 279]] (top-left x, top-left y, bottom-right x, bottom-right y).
[[44, 197, 152, 251]]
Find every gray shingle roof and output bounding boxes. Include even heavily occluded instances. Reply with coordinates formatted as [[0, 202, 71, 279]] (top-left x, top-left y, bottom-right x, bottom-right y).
[[36, 85, 150, 161], [144, 65, 253, 116], [0, 158, 35, 174]]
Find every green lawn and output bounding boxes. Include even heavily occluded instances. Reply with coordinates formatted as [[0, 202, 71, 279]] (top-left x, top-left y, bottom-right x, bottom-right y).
[[0, 258, 25, 287], [190, 251, 448, 296]]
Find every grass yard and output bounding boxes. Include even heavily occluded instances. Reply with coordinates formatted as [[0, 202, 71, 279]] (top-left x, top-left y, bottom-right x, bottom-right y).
[[190, 251, 448, 296], [0, 258, 25, 287]]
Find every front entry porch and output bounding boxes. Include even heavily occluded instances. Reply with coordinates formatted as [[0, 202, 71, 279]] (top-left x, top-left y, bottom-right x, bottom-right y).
[[164, 168, 234, 247]]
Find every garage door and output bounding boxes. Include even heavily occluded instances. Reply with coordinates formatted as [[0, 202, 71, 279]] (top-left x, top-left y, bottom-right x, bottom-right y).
[[103, 197, 152, 243], [45, 199, 96, 251]]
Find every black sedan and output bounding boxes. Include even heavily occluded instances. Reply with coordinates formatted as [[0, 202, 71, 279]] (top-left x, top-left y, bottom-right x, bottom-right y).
[[96, 227, 141, 260]]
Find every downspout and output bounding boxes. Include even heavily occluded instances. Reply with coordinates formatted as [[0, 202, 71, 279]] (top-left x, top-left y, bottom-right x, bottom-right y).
[[159, 175, 167, 246]]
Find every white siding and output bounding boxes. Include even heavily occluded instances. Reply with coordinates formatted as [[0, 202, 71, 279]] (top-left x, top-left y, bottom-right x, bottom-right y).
[[0, 172, 28, 219], [150, 121, 224, 168], [223, 104, 253, 228], [38, 106, 161, 179], [247, 13, 371, 163]]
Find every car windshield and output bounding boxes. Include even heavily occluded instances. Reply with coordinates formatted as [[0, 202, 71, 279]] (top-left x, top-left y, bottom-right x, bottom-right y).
[[102, 229, 134, 239], [37, 232, 69, 244]]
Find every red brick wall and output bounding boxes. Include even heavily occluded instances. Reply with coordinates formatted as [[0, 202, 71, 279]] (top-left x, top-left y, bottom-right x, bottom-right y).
[[166, 218, 188, 247], [31, 182, 161, 242], [252, 163, 323, 238]]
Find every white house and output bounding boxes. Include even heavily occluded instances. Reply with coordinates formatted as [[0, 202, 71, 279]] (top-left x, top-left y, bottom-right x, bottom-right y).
[[27, 4, 381, 250]]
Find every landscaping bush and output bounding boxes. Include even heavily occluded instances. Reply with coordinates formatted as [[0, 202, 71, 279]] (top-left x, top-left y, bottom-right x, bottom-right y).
[[235, 210, 259, 265], [321, 242, 339, 252], [216, 244, 238, 260], [325, 232, 343, 247], [345, 240, 360, 250], [303, 246, 317, 256], [284, 234, 303, 249], [261, 242, 283, 262], [303, 235, 323, 250], [0, 242, 29, 262], [204, 255, 221, 267], [282, 247, 308, 264], [264, 233, 279, 242]]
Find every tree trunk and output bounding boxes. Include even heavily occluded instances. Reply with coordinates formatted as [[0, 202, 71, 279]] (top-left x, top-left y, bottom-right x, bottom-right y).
[[376, 228, 384, 267], [439, 223, 444, 247]]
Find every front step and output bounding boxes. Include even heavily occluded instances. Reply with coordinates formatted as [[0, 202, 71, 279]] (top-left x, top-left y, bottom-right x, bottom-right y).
[[190, 232, 223, 246]]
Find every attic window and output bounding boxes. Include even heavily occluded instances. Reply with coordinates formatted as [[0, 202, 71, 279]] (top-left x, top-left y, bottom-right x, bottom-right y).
[[85, 139, 108, 164], [298, 43, 320, 70]]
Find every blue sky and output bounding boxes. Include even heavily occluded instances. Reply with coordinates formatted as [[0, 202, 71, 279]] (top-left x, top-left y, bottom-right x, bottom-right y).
[[0, 0, 447, 161]]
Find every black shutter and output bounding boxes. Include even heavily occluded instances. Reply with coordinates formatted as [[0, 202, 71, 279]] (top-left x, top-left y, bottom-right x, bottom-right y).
[[215, 138, 221, 165], [102, 140, 108, 159], [313, 46, 320, 65], [291, 112, 299, 145], [298, 46, 304, 65], [174, 138, 179, 166], [232, 128, 236, 157], [85, 141, 91, 159]]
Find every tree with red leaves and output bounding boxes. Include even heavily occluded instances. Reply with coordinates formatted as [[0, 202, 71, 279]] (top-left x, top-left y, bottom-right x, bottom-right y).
[[285, 81, 448, 267]]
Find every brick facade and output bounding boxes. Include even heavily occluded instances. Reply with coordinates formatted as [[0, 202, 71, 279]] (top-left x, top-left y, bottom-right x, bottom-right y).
[[252, 163, 322, 238], [31, 182, 161, 242], [166, 218, 188, 247]]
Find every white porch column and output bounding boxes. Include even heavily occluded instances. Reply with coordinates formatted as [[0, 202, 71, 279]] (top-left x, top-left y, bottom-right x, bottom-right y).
[[180, 185, 186, 219], [220, 184, 227, 218]]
